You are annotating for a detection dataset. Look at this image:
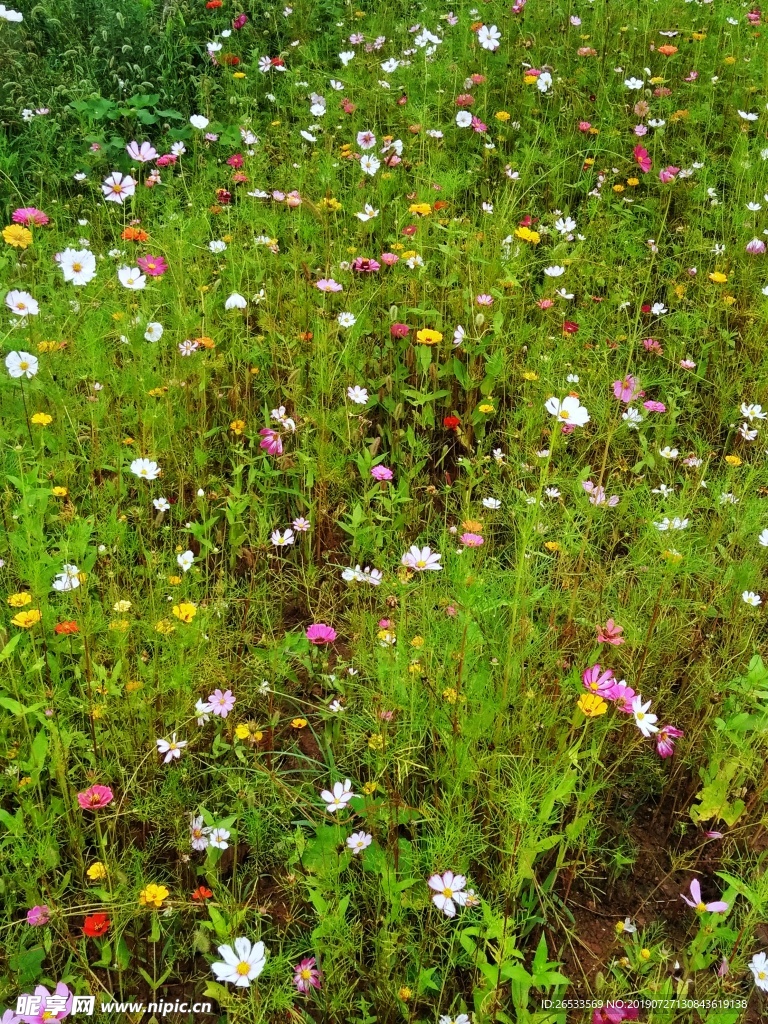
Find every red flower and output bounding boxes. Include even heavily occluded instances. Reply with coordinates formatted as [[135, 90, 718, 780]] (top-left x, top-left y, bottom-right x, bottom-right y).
[[562, 321, 579, 334], [518, 214, 538, 227], [443, 416, 460, 430], [206, 0, 222, 6], [216, 189, 232, 205], [641, 303, 651, 314], [54, 621, 79, 635], [83, 913, 110, 937], [220, 54, 240, 66], [270, 57, 285, 67], [401, 225, 417, 236], [192, 886, 213, 901]]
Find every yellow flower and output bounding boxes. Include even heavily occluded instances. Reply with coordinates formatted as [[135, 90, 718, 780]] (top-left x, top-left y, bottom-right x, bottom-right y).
[[461, 519, 483, 533], [627, 177, 640, 186], [318, 197, 342, 212], [410, 635, 425, 648], [139, 883, 169, 908], [408, 202, 432, 216], [3, 224, 33, 249], [514, 225, 540, 244], [544, 541, 562, 553], [30, 412, 52, 426], [87, 862, 107, 881], [578, 693, 608, 718], [368, 734, 384, 750], [725, 455, 742, 466], [522, 371, 539, 381], [167, 575, 182, 586], [291, 717, 308, 729], [415, 328, 443, 345], [708, 272, 727, 283], [52, 486, 68, 497], [583, 157, 595, 167], [147, 387, 166, 398], [7, 592, 32, 608], [362, 781, 378, 795], [233, 71, 246, 79], [11, 609, 41, 628], [723, 295, 736, 306], [442, 687, 460, 704], [692, 32, 707, 41], [155, 618, 176, 635], [125, 680, 143, 693], [495, 111, 511, 121], [398, 987, 413, 1002], [113, 600, 132, 613], [109, 619, 130, 632], [230, 419, 246, 435], [640, 948, 651, 960], [523, 74, 537, 85], [122, 437, 134, 445], [172, 602, 197, 623], [662, 549, 683, 564], [235, 723, 250, 740], [478, 403, 494, 414], [37, 341, 59, 352], [612, 184, 625, 193]]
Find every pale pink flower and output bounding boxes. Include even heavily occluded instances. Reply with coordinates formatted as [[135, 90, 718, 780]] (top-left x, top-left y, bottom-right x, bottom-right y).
[[208, 689, 236, 718], [680, 878, 728, 913]]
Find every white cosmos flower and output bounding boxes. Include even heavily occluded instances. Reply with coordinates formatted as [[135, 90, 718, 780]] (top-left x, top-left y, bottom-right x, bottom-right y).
[[346, 831, 372, 854], [225, 292, 247, 309], [157, 733, 187, 763], [58, 248, 97, 285], [5, 350, 38, 378], [153, 496, 170, 512], [624, 77, 644, 89], [360, 154, 380, 175], [477, 24, 501, 51], [555, 216, 576, 234], [209, 827, 230, 849], [339, 51, 355, 66], [742, 591, 762, 607], [271, 528, 296, 547], [337, 312, 356, 328], [544, 265, 565, 277], [401, 545, 442, 571], [428, 871, 468, 917], [177, 550, 195, 572], [347, 385, 369, 404], [5, 289, 39, 316], [130, 458, 161, 480], [738, 110, 759, 121], [211, 938, 266, 988], [759, 529, 768, 547], [482, 497, 501, 509], [321, 779, 357, 812], [190, 114, 210, 129], [300, 130, 317, 142], [144, 322, 163, 342], [117, 266, 146, 290], [101, 171, 136, 204], [355, 204, 379, 221], [544, 395, 590, 427], [537, 71, 553, 93], [632, 695, 658, 736], [52, 563, 81, 592], [0, 6, 24, 21], [381, 58, 399, 73], [750, 952, 768, 992], [456, 111, 472, 128]]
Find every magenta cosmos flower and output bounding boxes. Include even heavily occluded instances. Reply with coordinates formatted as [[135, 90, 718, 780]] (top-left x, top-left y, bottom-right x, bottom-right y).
[[12, 207, 49, 227], [208, 689, 236, 718], [136, 254, 168, 277], [371, 465, 393, 481], [76, 785, 114, 810], [16, 983, 73, 1023], [612, 375, 643, 403], [390, 322, 410, 338], [306, 623, 337, 645], [351, 257, 380, 273], [26, 905, 50, 926], [293, 957, 322, 993], [643, 400, 666, 412], [460, 532, 484, 547], [658, 165, 680, 183], [656, 724, 684, 758], [592, 1006, 639, 1024], [582, 664, 615, 696], [680, 878, 728, 913], [259, 428, 283, 456]]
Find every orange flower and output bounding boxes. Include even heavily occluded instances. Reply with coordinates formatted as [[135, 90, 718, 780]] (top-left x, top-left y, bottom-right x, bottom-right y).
[[121, 226, 149, 242], [657, 44, 678, 56]]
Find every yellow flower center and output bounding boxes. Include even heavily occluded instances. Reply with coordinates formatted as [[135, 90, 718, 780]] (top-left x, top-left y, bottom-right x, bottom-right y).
[[442, 887, 453, 898], [696, 901, 706, 912], [236, 961, 251, 976], [113, 183, 123, 193], [300, 968, 312, 980], [559, 410, 570, 419], [416, 559, 426, 568], [19, 360, 29, 370], [73, 262, 82, 272]]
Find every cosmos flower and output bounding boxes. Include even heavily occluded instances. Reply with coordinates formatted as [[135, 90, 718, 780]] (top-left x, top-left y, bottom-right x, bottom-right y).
[[210, 938, 266, 987]]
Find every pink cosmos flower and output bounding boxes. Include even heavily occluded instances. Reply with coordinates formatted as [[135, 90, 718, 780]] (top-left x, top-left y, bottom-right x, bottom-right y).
[[656, 724, 684, 758], [380, 252, 399, 266], [232, 13, 248, 29], [259, 428, 283, 456], [460, 532, 484, 547], [643, 337, 663, 355], [746, 238, 766, 255], [597, 618, 624, 645], [582, 664, 615, 696], [12, 207, 49, 227], [227, 153, 244, 169], [352, 257, 380, 273], [371, 465, 393, 481], [679, 359, 696, 370], [658, 165, 680, 183], [684, 70, 699, 82], [680, 878, 728, 914], [306, 623, 337, 645], [76, 785, 114, 810], [470, 116, 487, 133], [476, 293, 493, 306], [26, 905, 50, 926], [592, 1006, 639, 1024], [606, 679, 636, 712], [537, 298, 554, 310], [634, 125, 648, 137], [578, 121, 592, 132], [155, 154, 177, 167], [613, 375, 643, 403], [456, 94, 475, 107], [582, 481, 619, 506], [316, 278, 343, 292], [208, 689, 236, 718], [293, 957, 322, 993], [136, 254, 168, 277], [643, 400, 666, 412], [16, 983, 73, 1023], [390, 323, 410, 338], [633, 144, 652, 173], [126, 140, 158, 163]]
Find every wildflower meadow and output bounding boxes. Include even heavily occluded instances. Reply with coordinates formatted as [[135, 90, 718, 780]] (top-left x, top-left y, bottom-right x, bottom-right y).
[[3, 1, 768, 1022]]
